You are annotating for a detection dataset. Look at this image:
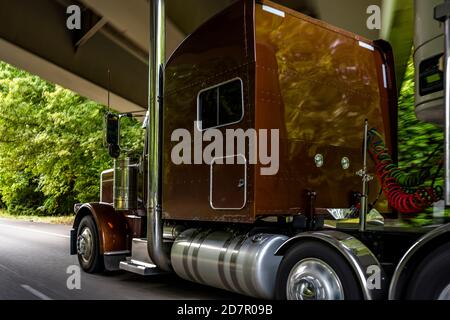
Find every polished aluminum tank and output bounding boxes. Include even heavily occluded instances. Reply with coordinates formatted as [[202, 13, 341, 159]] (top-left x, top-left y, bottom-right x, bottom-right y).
[[171, 229, 288, 299], [113, 158, 139, 210]]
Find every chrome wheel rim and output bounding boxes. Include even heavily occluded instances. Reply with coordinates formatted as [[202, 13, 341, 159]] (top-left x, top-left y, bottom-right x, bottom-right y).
[[287, 258, 344, 300], [77, 227, 93, 264], [438, 284, 450, 300]]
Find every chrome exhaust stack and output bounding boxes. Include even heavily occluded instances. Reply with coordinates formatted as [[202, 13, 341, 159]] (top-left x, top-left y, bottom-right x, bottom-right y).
[[147, 0, 171, 272]]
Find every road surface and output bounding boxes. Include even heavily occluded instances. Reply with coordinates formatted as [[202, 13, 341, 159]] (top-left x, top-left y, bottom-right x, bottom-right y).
[[0, 218, 246, 300]]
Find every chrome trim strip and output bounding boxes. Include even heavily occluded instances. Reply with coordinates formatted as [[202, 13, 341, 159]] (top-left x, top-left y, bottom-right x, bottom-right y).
[[262, 5, 285, 18], [191, 231, 210, 285], [100, 169, 113, 203], [210, 154, 247, 210], [382, 64, 388, 89], [388, 223, 450, 300], [275, 230, 387, 300], [359, 41, 375, 51], [218, 234, 235, 292], [103, 250, 131, 256], [101, 169, 114, 175]]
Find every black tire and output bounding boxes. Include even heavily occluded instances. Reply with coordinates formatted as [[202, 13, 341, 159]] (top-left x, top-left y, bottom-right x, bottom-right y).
[[275, 241, 363, 300], [76, 215, 104, 273], [406, 243, 450, 300]]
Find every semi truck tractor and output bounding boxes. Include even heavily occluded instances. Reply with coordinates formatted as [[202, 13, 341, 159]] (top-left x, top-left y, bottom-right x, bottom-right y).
[[70, 0, 450, 300]]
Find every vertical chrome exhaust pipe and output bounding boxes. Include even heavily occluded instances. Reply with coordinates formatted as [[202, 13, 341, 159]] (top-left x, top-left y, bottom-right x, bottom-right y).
[[147, 0, 171, 272]]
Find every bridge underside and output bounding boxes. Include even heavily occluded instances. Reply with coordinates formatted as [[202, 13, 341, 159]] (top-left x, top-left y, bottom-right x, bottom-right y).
[[0, 0, 412, 112]]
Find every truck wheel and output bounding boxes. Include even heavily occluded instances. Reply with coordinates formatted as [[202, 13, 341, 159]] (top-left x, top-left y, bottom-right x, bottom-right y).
[[275, 241, 363, 300], [406, 243, 450, 300], [76, 215, 104, 273]]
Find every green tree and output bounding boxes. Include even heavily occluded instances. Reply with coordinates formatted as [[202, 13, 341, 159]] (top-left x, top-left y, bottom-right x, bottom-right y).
[[398, 54, 444, 186], [0, 61, 143, 215]]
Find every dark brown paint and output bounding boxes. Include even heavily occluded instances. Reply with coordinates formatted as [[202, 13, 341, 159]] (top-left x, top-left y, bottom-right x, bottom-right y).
[[161, 0, 393, 223]]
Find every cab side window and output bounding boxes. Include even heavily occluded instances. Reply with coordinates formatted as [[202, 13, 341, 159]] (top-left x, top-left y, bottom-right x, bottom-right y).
[[198, 79, 244, 130]]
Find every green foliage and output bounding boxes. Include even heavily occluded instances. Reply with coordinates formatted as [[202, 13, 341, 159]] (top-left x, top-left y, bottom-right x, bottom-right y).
[[397, 54, 444, 187], [0, 61, 143, 215]]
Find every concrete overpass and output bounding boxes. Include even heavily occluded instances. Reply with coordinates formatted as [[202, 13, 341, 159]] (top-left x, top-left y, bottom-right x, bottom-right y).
[[0, 0, 413, 112]]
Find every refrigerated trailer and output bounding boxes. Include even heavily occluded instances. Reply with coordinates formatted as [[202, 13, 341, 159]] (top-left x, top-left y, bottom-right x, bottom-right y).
[[70, 0, 450, 300]]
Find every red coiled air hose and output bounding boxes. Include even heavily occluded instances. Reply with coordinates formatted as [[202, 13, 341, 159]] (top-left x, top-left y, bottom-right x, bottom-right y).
[[368, 129, 441, 214]]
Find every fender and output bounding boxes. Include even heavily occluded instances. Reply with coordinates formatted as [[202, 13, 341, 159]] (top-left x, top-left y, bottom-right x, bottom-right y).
[[275, 230, 387, 300], [388, 223, 450, 300], [71, 203, 130, 256]]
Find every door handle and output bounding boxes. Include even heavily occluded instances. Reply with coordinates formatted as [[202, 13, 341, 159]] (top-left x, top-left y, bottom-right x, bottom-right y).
[[238, 179, 245, 188]]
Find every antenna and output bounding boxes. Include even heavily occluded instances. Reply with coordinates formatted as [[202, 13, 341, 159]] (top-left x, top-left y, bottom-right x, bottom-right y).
[[107, 68, 111, 112], [104, 69, 112, 149]]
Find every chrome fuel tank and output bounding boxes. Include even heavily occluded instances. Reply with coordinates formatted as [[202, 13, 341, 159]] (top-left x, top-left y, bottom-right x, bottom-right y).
[[113, 158, 139, 211], [171, 229, 288, 299]]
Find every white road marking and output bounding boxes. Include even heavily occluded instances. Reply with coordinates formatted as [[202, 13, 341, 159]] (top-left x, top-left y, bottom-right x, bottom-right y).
[[21, 285, 53, 300], [0, 222, 70, 239]]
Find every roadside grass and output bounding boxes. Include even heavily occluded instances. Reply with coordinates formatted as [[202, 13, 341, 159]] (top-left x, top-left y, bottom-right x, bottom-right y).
[[0, 210, 74, 225]]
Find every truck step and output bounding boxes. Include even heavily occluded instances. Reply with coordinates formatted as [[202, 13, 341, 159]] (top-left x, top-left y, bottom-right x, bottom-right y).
[[119, 258, 167, 276]]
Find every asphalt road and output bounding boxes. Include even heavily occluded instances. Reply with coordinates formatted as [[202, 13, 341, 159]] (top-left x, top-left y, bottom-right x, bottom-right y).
[[0, 218, 246, 300]]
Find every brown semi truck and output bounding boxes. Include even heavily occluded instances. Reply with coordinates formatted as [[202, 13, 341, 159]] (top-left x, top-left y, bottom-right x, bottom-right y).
[[70, 0, 450, 300]]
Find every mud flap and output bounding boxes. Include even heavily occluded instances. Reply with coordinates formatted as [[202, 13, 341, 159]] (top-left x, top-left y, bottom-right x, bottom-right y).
[[70, 228, 77, 255]]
